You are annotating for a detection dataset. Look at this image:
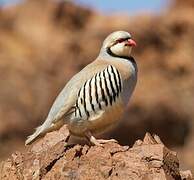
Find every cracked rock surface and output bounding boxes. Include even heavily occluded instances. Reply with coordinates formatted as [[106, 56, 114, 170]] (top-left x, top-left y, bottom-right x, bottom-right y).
[[0, 126, 192, 180]]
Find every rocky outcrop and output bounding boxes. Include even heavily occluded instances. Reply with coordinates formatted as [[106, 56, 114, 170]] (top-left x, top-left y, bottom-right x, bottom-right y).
[[0, 126, 192, 179]]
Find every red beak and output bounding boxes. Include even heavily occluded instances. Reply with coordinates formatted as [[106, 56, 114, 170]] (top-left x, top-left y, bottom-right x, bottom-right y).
[[127, 39, 137, 47]]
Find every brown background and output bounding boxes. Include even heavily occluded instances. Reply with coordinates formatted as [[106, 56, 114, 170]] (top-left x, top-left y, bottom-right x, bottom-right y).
[[0, 0, 193, 171]]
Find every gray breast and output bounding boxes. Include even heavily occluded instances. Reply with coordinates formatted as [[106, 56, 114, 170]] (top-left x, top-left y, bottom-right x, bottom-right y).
[[121, 57, 138, 105]]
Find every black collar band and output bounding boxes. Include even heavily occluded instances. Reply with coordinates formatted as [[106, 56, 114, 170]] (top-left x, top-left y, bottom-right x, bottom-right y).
[[106, 47, 137, 72], [106, 47, 135, 62]]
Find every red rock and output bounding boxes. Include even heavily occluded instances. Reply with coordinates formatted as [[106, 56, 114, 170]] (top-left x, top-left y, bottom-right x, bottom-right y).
[[0, 130, 192, 179]]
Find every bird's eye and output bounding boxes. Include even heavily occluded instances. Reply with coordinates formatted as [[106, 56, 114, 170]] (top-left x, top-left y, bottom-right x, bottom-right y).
[[116, 38, 129, 43], [116, 38, 125, 43]]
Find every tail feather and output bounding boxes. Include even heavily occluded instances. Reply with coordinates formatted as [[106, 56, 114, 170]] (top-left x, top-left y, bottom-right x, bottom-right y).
[[25, 125, 46, 145], [25, 118, 66, 145]]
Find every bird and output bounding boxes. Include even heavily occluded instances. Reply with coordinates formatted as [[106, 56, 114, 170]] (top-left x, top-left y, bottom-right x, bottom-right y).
[[25, 31, 138, 146]]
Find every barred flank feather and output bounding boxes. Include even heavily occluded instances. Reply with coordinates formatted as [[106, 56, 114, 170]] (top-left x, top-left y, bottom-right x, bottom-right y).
[[73, 65, 123, 121]]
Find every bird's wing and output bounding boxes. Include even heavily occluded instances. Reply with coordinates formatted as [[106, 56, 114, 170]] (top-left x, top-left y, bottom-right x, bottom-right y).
[[48, 61, 110, 123], [25, 61, 112, 145], [25, 60, 109, 145]]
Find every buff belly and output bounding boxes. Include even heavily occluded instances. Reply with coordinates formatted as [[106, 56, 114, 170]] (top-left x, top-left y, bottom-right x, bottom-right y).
[[68, 99, 124, 137]]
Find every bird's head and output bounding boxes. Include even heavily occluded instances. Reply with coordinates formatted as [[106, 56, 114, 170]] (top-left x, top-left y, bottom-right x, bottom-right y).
[[101, 31, 136, 58]]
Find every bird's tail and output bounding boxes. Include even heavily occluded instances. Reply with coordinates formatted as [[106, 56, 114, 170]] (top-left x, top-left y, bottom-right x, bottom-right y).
[[25, 124, 48, 145], [25, 116, 67, 146], [25, 109, 74, 145]]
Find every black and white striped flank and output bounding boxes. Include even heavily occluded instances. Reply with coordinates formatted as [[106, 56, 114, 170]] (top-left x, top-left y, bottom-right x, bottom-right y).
[[74, 65, 123, 120]]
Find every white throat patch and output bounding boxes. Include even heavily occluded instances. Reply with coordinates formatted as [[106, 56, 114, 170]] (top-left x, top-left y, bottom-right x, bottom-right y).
[[110, 43, 132, 57]]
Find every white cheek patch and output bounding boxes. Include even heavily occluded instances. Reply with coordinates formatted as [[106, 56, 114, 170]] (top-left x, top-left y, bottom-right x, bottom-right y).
[[110, 43, 132, 57]]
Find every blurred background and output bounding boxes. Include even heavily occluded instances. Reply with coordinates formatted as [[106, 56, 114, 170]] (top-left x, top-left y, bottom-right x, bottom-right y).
[[0, 0, 193, 171]]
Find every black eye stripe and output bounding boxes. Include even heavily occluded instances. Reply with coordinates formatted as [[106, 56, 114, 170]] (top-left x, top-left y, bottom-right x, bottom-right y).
[[116, 37, 130, 43]]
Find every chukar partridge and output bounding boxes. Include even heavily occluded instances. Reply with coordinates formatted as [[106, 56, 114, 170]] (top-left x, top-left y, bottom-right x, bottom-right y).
[[25, 31, 138, 146]]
